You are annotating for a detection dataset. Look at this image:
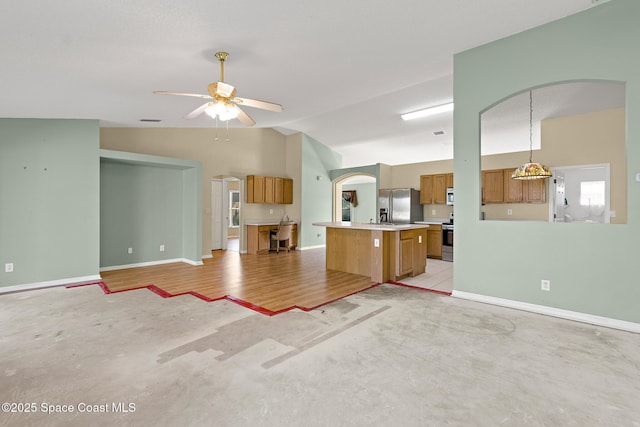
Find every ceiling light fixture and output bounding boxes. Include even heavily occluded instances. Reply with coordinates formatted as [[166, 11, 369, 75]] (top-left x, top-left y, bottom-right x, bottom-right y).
[[511, 91, 552, 180], [401, 102, 454, 121], [204, 100, 240, 121]]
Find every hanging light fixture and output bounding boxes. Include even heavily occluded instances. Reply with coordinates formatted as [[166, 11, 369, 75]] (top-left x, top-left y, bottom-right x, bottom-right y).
[[511, 90, 552, 180], [204, 100, 240, 121]]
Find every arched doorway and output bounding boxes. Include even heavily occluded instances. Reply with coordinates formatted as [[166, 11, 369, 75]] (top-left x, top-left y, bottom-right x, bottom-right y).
[[332, 173, 377, 223]]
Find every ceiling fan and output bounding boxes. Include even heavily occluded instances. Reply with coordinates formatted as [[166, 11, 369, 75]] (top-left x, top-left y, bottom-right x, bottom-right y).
[[154, 51, 283, 126]]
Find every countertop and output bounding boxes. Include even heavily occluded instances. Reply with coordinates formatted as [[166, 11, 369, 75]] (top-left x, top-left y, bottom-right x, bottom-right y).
[[312, 221, 429, 231], [245, 220, 297, 226], [415, 217, 450, 225]]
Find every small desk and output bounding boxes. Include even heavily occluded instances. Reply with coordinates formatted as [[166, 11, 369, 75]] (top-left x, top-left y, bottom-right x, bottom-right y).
[[246, 222, 298, 254]]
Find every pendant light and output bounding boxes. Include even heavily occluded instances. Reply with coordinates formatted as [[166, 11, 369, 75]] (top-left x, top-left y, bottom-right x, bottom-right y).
[[511, 90, 552, 180]]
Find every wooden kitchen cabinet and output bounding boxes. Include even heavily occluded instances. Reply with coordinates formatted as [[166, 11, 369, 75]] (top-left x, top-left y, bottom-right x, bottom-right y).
[[420, 175, 434, 204], [246, 225, 272, 254], [446, 173, 454, 188], [426, 224, 442, 259], [247, 175, 293, 204], [274, 178, 284, 204], [503, 169, 523, 203], [523, 178, 546, 203], [395, 229, 427, 280], [283, 178, 293, 204], [482, 169, 504, 203], [247, 175, 265, 203], [399, 235, 415, 276], [503, 169, 546, 203], [264, 176, 275, 203], [420, 173, 454, 205], [433, 174, 448, 204]]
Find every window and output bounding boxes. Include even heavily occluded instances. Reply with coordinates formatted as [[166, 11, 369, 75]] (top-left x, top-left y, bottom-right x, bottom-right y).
[[580, 181, 605, 206], [229, 190, 240, 227], [341, 192, 351, 221]]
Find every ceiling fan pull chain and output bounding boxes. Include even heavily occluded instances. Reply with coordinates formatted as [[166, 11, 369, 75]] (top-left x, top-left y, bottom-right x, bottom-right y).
[[214, 116, 219, 141], [226, 119, 230, 142]]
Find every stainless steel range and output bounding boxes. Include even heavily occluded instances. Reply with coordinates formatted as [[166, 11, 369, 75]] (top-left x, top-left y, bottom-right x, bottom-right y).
[[442, 213, 453, 262]]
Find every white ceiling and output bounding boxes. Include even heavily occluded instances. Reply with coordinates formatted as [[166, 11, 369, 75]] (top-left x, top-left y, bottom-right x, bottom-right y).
[[0, 0, 617, 168]]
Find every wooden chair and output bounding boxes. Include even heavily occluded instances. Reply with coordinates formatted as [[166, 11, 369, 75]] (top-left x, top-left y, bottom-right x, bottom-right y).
[[270, 222, 294, 253]]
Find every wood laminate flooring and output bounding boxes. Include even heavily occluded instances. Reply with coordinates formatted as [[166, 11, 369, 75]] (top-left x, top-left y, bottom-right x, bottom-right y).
[[97, 248, 378, 315]]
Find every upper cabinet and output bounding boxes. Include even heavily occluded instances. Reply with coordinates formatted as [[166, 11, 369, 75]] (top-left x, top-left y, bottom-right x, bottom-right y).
[[420, 173, 453, 204], [482, 169, 504, 204], [482, 168, 546, 204], [419, 175, 434, 204], [247, 175, 294, 204]]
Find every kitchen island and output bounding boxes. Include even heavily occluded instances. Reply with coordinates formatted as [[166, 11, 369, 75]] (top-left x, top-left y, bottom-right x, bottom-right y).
[[312, 222, 429, 283]]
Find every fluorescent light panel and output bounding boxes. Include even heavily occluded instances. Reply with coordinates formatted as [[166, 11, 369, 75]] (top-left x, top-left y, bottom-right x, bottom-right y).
[[401, 102, 454, 121]]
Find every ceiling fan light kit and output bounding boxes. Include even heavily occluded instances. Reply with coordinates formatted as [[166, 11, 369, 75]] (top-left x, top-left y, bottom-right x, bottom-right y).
[[153, 51, 283, 127]]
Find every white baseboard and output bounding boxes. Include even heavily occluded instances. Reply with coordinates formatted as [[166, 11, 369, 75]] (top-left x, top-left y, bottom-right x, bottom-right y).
[[452, 290, 640, 334], [0, 274, 102, 294], [299, 245, 326, 251], [201, 254, 213, 260], [100, 258, 202, 272], [183, 258, 204, 266]]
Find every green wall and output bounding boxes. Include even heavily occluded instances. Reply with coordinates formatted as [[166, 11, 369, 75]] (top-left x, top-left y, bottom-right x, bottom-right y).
[[100, 161, 183, 266], [301, 134, 342, 248], [0, 119, 100, 287], [453, 0, 640, 323], [100, 150, 202, 267], [343, 183, 377, 223]]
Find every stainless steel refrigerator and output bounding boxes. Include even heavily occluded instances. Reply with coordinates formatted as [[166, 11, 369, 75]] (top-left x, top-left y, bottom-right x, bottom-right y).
[[378, 188, 422, 224]]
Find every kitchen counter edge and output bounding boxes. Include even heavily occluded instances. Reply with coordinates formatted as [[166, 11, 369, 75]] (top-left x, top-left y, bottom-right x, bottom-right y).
[[312, 222, 429, 231]]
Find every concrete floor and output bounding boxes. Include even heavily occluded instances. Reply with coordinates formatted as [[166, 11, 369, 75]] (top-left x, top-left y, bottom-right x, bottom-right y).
[[1, 283, 639, 426]]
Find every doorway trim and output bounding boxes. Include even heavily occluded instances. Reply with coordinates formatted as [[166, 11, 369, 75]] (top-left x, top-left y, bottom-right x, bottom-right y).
[[212, 176, 244, 252], [549, 163, 611, 223]]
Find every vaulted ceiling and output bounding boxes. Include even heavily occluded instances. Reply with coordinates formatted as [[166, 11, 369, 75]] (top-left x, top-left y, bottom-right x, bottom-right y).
[[0, 0, 617, 167]]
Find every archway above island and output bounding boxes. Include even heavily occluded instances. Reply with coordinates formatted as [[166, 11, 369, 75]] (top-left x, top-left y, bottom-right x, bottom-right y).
[[330, 163, 391, 223]]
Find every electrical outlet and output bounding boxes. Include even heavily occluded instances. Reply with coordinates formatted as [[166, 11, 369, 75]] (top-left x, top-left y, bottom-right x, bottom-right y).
[[418, 235, 422, 243], [507, 209, 513, 216], [128, 247, 133, 254], [431, 209, 436, 215], [5, 263, 14, 273], [541, 280, 550, 291], [374, 238, 380, 247], [269, 209, 273, 215], [160, 245, 165, 252]]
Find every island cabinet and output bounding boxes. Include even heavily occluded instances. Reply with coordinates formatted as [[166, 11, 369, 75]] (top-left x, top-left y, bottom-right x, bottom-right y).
[[393, 229, 427, 280], [247, 175, 293, 204], [321, 224, 428, 283]]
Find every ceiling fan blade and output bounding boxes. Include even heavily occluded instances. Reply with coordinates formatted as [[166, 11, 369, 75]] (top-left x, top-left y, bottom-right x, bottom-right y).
[[184, 102, 210, 119], [154, 90, 212, 99], [236, 107, 256, 126], [234, 97, 283, 112]]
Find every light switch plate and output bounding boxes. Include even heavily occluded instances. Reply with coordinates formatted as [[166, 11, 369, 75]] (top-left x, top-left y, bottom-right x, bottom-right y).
[[374, 238, 380, 247]]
